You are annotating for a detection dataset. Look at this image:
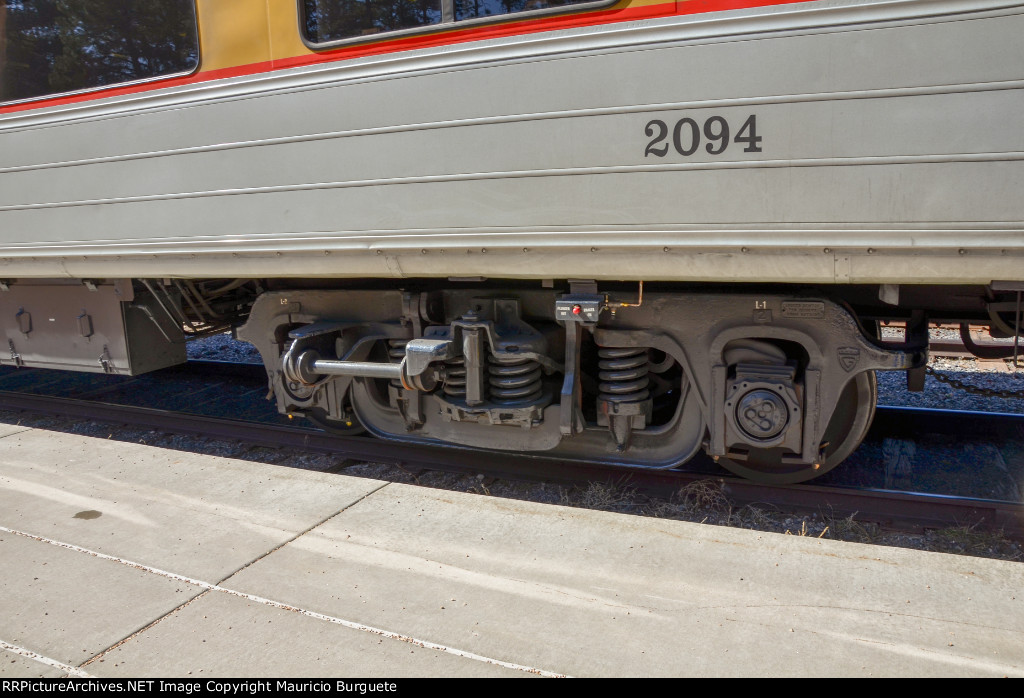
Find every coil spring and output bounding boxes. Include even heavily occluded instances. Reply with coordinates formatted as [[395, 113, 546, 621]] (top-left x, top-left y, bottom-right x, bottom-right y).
[[388, 339, 408, 389], [488, 356, 543, 404], [598, 347, 650, 403], [443, 356, 468, 398]]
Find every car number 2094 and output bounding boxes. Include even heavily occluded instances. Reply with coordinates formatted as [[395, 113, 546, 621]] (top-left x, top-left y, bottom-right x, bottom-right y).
[[644, 115, 761, 158]]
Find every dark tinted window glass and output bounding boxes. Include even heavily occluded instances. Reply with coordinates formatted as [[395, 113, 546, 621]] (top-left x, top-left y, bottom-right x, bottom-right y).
[[303, 0, 443, 43], [0, 0, 199, 103], [454, 0, 594, 21]]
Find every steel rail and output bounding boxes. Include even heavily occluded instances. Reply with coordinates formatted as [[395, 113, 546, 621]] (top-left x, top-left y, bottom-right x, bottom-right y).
[[869, 404, 1024, 437], [0, 385, 1019, 538]]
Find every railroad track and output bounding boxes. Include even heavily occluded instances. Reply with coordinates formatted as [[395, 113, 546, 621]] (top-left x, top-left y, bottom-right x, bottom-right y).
[[0, 360, 1020, 539], [906, 323, 1022, 366]]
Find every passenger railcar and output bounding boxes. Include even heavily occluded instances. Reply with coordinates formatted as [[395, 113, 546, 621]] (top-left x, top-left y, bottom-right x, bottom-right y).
[[0, 0, 1021, 482]]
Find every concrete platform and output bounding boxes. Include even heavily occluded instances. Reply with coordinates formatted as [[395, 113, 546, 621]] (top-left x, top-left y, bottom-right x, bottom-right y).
[[0, 425, 1021, 677]]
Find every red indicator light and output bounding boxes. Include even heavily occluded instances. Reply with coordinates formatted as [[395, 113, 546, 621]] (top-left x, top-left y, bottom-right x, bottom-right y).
[[572, 305, 582, 315]]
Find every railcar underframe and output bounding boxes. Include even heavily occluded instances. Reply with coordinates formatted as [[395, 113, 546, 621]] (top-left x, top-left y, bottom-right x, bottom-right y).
[[1, 276, 1019, 483]]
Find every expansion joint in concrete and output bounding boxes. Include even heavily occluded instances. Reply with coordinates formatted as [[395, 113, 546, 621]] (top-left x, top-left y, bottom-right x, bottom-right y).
[[78, 589, 213, 671], [215, 481, 392, 586]]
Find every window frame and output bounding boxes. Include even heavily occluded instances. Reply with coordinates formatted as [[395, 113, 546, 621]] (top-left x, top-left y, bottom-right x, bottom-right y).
[[0, 0, 201, 107], [298, 0, 621, 51]]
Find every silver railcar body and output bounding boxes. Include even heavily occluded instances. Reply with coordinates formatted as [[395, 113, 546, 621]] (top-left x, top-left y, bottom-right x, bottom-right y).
[[0, 0, 1021, 283]]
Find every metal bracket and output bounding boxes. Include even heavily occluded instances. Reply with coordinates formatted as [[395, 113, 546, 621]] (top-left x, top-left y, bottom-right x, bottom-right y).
[[15, 308, 31, 335], [287, 321, 351, 341], [77, 311, 94, 339], [8, 340, 22, 367], [404, 338, 452, 378], [559, 322, 586, 436], [558, 280, 604, 325], [400, 292, 423, 337], [568, 280, 599, 294], [556, 287, 601, 436], [556, 294, 604, 325], [906, 310, 928, 390], [98, 346, 113, 373], [878, 284, 899, 306]]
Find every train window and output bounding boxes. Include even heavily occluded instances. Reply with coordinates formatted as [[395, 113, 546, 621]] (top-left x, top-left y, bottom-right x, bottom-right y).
[[302, 0, 614, 46], [304, 0, 444, 42], [0, 0, 199, 104], [454, 0, 596, 22]]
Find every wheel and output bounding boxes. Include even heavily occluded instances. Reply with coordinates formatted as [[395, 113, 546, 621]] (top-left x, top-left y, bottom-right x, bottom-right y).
[[716, 370, 877, 484], [307, 406, 366, 436]]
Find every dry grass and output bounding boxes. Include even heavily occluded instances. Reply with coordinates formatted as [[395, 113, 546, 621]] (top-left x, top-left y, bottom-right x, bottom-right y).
[[925, 524, 1023, 559], [559, 480, 639, 513], [821, 509, 881, 544], [730, 504, 781, 530], [640, 479, 733, 523], [449, 465, 1024, 561], [677, 480, 732, 514]]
